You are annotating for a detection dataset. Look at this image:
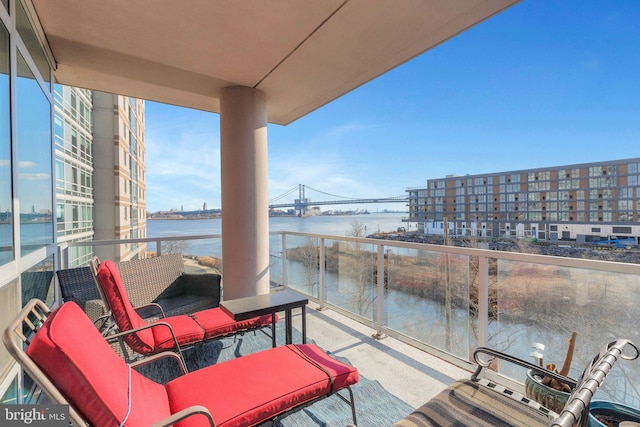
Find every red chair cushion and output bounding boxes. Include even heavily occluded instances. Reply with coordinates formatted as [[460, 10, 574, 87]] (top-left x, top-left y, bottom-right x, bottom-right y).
[[192, 308, 275, 340], [26, 302, 171, 426], [165, 344, 359, 427], [151, 315, 206, 351], [96, 260, 155, 353]]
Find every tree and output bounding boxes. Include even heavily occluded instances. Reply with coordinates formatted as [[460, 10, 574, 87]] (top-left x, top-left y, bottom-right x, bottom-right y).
[[342, 220, 375, 316], [161, 238, 189, 255], [299, 238, 319, 288]]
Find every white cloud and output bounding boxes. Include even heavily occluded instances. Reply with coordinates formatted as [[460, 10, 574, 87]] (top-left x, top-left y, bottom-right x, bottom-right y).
[[19, 172, 50, 180], [18, 161, 37, 168]]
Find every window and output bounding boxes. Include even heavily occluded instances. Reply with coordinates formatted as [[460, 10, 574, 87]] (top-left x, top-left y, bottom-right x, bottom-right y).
[[17, 51, 53, 256], [16, 0, 50, 83], [0, 22, 10, 266], [613, 226, 632, 234]]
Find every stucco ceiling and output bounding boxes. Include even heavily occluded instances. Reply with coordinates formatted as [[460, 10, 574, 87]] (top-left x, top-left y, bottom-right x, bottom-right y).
[[31, 0, 519, 125]]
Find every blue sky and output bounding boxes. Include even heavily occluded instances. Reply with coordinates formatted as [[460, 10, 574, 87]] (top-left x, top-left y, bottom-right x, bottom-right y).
[[145, 0, 640, 213]]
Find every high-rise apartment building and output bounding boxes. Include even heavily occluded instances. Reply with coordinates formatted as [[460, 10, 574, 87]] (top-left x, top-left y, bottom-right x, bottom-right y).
[[407, 158, 640, 242], [54, 88, 147, 266], [93, 92, 147, 262], [54, 86, 95, 267]]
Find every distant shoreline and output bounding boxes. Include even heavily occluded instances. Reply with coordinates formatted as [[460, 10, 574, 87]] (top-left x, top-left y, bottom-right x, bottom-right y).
[[147, 211, 404, 220]]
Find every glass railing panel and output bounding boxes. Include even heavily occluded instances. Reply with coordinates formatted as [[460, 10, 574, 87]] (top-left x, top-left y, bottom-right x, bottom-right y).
[[323, 239, 377, 320], [88, 237, 221, 273], [268, 233, 283, 288], [386, 247, 471, 359], [150, 237, 221, 261], [283, 234, 320, 298], [495, 259, 640, 407]]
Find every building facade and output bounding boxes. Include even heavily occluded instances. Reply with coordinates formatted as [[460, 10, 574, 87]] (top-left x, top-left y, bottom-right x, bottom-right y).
[[92, 92, 147, 262], [54, 88, 147, 267], [54, 85, 95, 267], [407, 158, 640, 242]]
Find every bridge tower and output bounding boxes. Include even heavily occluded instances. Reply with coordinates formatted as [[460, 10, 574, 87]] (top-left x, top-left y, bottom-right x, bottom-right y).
[[294, 184, 309, 216]]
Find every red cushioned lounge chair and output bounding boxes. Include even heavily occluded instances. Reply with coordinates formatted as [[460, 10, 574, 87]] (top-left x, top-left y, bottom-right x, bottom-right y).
[[91, 257, 275, 366], [4, 299, 359, 427]]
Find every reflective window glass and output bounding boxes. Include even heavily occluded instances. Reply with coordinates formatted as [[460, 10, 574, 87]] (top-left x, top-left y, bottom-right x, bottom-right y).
[[15, 0, 50, 83], [0, 21, 10, 266], [17, 51, 53, 255]]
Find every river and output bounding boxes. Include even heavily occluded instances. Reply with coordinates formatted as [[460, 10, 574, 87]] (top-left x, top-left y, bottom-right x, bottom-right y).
[[147, 212, 406, 237], [145, 212, 407, 257]]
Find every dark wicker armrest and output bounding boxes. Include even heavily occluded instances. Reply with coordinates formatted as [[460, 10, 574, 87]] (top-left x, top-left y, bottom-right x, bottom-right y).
[[157, 273, 221, 305]]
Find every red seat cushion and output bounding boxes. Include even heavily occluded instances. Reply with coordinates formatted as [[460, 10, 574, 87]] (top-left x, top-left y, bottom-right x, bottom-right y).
[[165, 344, 359, 427], [151, 315, 206, 351], [192, 308, 274, 340], [96, 260, 155, 353], [27, 302, 172, 426]]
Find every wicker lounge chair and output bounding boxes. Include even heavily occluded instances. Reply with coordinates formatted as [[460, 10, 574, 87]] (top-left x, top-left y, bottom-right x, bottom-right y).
[[56, 266, 109, 325], [392, 340, 639, 427], [91, 257, 275, 364], [114, 254, 222, 316], [57, 254, 222, 324], [3, 299, 359, 427]]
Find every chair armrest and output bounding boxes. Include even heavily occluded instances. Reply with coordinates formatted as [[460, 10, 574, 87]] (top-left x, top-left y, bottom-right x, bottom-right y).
[[134, 302, 166, 319], [150, 406, 215, 427], [104, 321, 187, 371], [131, 351, 188, 376], [472, 347, 577, 389], [92, 313, 119, 336]]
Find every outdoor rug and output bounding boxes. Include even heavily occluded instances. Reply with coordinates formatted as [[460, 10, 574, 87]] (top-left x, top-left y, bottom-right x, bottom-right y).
[[135, 322, 414, 426]]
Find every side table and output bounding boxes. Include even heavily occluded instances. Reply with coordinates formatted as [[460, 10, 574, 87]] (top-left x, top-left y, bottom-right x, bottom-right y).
[[220, 289, 309, 347]]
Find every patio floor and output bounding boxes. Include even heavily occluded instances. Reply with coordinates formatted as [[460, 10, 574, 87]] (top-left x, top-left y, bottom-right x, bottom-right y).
[[287, 301, 471, 410]]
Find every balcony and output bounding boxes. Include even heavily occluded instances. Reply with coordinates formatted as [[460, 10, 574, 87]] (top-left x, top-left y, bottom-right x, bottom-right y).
[[58, 231, 640, 415]]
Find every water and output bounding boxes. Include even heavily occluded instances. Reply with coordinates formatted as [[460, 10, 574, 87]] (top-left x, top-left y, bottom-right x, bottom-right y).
[[145, 212, 407, 257], [147, 212, 406, 237]]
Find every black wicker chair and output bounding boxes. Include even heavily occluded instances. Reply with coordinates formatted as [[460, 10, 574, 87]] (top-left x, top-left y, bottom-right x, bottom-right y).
[[56, 266, 107, 324]]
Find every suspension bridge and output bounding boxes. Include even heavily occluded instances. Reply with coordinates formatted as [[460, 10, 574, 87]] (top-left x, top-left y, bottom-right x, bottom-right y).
[[268, 184, 408, 216]]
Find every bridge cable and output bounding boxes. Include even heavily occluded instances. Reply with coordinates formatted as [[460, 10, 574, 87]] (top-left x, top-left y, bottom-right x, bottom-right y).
[[269, 185, 300, 203]]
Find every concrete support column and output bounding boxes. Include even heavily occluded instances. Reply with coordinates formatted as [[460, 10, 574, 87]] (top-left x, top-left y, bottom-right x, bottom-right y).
[[220, 86, 269, 299]]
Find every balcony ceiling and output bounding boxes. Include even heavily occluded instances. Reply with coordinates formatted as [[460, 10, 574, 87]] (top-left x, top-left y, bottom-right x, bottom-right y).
[[31, 0, 519, 125]]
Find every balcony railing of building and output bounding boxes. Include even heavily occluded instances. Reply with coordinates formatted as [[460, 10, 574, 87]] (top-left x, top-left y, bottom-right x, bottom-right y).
[[60, 231, 640, 408]]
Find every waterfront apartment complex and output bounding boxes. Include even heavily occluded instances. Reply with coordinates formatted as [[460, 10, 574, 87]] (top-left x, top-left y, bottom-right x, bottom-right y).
[[92, 92, 147, 262], [406, 158, 640, 242], [53, 86, 95, 266], [55, 87, 147, 266]]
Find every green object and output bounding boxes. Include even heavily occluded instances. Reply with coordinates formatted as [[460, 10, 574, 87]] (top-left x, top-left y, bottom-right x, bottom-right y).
[[524, 370, 570, 414], [588, 401, 640, 427]]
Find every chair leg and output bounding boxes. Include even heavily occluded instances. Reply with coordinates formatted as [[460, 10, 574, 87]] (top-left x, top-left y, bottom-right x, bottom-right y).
[[335, 386, 357, 426]]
